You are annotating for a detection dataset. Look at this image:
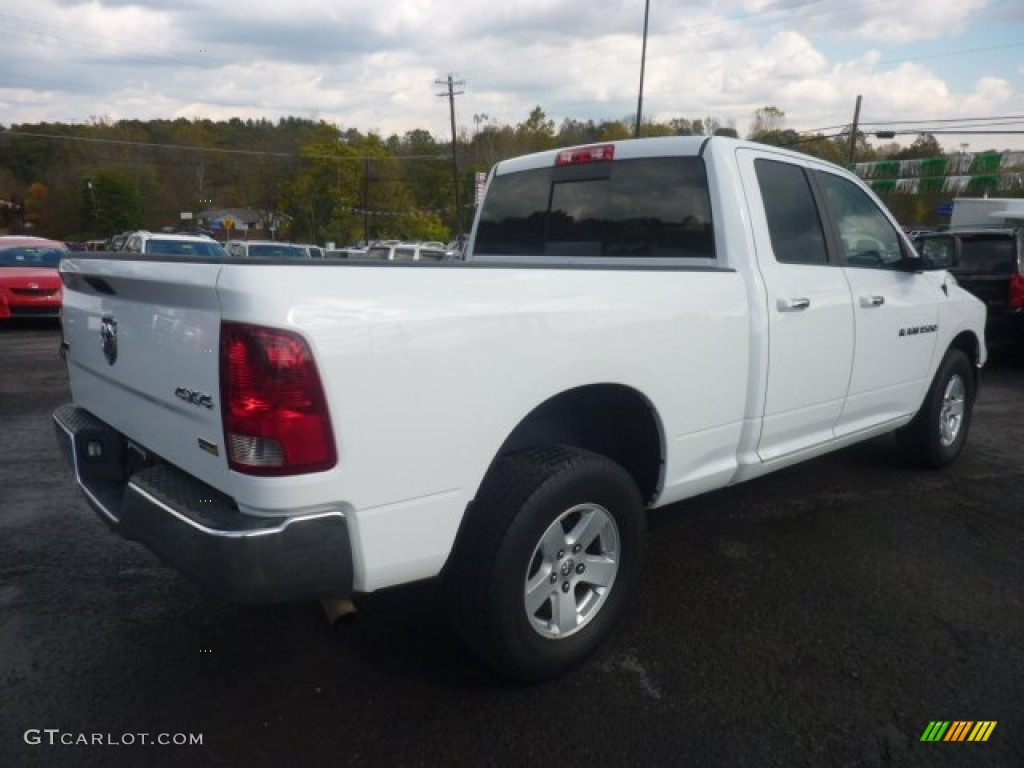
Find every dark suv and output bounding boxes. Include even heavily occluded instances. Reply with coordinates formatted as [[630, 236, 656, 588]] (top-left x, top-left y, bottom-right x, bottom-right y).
[[914, 228, 1024, 346]]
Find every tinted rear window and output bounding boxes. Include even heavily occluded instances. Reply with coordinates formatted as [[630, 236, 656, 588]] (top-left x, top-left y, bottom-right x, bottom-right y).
[[364, 246, 392, 260], [393, 247, 417, 261], [956, 234, 1017, 274], [474, 157, 715, 259]]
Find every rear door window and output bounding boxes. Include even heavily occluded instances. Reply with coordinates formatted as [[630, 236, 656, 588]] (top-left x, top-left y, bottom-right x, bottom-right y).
[[474, 157, 715, 260], [754, 159, 829, 265]]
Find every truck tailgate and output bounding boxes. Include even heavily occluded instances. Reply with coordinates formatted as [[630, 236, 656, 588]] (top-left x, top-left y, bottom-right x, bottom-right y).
[[60, 257, 228, 489]]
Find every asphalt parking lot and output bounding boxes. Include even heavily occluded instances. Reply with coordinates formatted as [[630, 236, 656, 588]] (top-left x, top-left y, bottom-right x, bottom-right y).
[[1, 320, 1022, 768]]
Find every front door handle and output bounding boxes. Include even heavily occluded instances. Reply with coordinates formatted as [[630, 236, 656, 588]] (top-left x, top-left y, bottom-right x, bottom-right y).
[[859, 295, 885, 308], [777, 297, 811, 312]]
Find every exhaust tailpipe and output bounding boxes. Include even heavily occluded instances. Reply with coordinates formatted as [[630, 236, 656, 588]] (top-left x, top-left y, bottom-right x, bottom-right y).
[[321, 597, 357, 627]]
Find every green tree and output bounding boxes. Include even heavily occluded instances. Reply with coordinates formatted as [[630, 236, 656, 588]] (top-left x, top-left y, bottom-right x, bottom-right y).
[[748, 105, 797, 147], [639, 121, 677, 138], [284, 123, 365, 243], [557, 118, 603, 146], [83, 167, 144, 236], [666, 118, 695, 135], [750, 106, 786, 136], [516, 107, 556, 153]]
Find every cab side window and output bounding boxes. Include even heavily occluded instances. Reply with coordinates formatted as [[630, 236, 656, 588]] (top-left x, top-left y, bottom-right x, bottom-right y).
[[814, 171, 905, 269], [754, 159, 829, 265]]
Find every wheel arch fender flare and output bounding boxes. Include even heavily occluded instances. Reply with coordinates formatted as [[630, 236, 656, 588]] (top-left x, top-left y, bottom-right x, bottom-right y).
[[444, 382, 665, 573]]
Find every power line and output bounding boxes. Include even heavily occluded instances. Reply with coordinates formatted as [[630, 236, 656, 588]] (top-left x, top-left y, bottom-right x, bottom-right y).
[[892, 130, 1024, 136], [859, 115, 1024, 127], [874, 41, 1024, 67], [0, 129, 446, 162], [800, 115, 1024, 135]]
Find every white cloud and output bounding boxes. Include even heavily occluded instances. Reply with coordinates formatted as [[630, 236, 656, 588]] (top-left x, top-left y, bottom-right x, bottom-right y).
[[795, 0, 990, 44], [1, 0, 1022, 150]]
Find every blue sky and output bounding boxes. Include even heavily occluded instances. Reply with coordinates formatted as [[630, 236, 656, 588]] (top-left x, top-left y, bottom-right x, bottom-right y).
[[2, 0, 1022, 151]]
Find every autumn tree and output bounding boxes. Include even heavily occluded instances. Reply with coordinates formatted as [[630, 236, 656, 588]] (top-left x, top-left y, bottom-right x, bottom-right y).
[[0, 167, 23, 232], [23, 182, 50, 231], [893, 133, 943, 160], [751, 106, 786, 136]]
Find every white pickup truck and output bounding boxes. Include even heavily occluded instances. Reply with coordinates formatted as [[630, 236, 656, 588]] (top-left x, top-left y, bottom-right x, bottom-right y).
[[54, 136, 986, 680]]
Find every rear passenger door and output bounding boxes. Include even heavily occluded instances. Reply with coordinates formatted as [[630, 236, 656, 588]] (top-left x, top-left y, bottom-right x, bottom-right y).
[[738, 149, 855, 461]]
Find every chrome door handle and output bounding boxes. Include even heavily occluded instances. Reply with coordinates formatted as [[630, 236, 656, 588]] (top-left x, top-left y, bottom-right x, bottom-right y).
[[860, 295, 885, 308], [777, 297, 811, 312]]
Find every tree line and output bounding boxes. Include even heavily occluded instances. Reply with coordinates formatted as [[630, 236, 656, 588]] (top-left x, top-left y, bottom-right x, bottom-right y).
[[0, 106, 1007, 244]]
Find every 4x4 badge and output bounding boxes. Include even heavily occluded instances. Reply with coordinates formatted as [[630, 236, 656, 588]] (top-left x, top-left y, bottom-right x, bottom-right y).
[[100, 315, 118, 365], [175, 387, 214, 409]]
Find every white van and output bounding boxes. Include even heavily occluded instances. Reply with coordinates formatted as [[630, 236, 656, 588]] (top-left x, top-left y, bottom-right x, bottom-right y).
[[362, 242, 448, 261], [225, 240, 309, 259]]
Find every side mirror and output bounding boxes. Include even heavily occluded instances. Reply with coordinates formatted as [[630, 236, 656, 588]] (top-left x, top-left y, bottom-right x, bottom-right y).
[[906, 240, 953, 271]]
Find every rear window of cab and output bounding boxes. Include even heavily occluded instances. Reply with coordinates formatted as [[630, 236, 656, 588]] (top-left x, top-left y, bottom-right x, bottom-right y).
[[474, 156, 715, 260]]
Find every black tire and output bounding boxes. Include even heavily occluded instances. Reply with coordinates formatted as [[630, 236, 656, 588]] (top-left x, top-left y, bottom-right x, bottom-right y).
[[896, 348, 975, 468], [446, 446, 645, 682]]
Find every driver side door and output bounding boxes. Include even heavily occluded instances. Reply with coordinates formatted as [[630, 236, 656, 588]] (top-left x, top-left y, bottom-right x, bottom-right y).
[[812, 169, 941, 436]]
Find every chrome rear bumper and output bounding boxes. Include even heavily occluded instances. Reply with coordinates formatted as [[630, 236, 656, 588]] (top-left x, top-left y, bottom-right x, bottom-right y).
[[53, 403, 353, 602]]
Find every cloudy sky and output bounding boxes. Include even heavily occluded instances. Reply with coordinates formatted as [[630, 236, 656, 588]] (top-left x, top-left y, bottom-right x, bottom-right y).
[[3, 0, 1023, 151]]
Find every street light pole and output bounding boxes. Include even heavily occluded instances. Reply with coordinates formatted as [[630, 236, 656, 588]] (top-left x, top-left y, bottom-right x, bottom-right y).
[[635, 0, 650, 139]]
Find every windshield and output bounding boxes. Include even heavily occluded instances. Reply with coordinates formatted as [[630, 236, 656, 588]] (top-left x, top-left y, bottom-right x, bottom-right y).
[[144, 239, 226, 258], [246, 244, 308, 258], [0, 246, 65, 267]]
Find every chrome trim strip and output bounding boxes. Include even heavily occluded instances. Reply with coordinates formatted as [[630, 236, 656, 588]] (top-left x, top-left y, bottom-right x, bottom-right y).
[[126, 480, 345, 540]]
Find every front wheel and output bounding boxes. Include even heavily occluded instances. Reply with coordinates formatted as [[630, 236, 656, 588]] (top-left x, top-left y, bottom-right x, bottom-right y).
[[446, 446, 645, 681], [896, 348, 976, 468]]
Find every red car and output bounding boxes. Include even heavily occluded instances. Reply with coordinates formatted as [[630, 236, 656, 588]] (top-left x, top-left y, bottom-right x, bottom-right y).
[[0, 236, 67, 319]]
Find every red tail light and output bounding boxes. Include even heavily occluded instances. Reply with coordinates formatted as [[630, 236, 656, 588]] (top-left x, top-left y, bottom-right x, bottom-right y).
[[1009, 273, 1024, 310], [220, 322, 336, 475]]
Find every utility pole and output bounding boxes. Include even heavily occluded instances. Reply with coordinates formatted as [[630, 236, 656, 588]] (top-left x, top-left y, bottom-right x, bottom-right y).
[[436, 74, 465, 235], [635, 0, 650, 138], [362, 155, 370, 243], [847, 94, 862, 164]]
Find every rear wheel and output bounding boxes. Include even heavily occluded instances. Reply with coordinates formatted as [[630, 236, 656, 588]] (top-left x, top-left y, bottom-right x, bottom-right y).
[[896, 348, 975, 468], [446, 446, 645, 681]]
